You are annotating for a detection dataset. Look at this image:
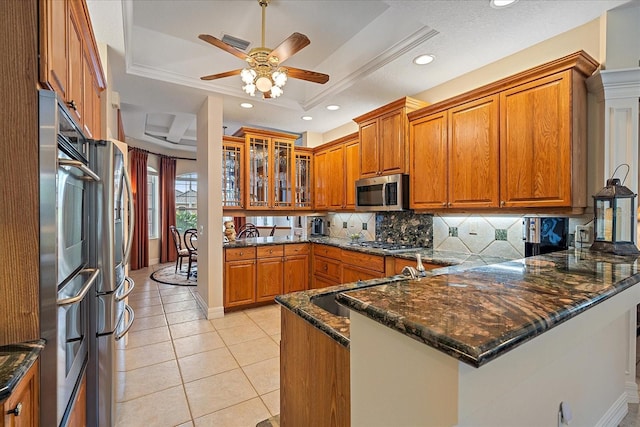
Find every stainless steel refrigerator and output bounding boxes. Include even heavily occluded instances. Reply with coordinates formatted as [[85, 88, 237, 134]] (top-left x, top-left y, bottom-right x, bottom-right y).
[[87, 139, 135, 426]]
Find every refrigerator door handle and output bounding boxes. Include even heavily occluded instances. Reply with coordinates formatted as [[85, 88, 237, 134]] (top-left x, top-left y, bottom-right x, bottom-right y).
[[57, 268, 100, 306], [115, 304, 135, 341], [58, 158, 101, 182], [123, 166, 135, 265], [115, 276, 135, 302]]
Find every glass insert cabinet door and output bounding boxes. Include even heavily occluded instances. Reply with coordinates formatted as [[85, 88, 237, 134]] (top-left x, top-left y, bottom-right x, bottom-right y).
[[222, 141, 243, 208], [295, 150, 312, 209], [248, 135, 270, 209], [273, 139, 293, 209]]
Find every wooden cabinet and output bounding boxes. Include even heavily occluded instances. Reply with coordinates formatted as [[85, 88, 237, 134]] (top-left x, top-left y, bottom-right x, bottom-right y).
[[281, 308, 350, 427], [312, 243, 386, 289], [40, 0, 106, 137], [313, 132, 359, 211], [390, 257, 440, 275], [500, 71, 578, 208], [224, 247, 256, 308], [312, 244, 342, 289], [354, 97, 428, 178], [222, 136, 245, 209], [2, 360, 39, 427], [235, 127, 298, 211], [408, 51, 598, 213], [341, 250, 385, 282], [283, 244, 310, 294], [256, 246, 284, 302], [294, 148, 313, 210]]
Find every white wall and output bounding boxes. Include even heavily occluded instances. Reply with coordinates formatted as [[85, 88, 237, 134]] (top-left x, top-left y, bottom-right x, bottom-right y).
[[603, 3, 640, 70]]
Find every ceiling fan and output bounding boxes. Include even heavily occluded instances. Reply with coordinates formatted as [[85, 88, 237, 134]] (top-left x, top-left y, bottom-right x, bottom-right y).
[[198, 0, 329, 99]]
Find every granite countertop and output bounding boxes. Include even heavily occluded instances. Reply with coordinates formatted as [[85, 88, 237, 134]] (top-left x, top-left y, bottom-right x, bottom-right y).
[[275, 244, 512, 348], [0, 339, 45, 401], [337, 249, 640, 368]]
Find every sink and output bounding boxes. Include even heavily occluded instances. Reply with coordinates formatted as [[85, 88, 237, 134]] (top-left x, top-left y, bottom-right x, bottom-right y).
[[310, 293, 350, 318]]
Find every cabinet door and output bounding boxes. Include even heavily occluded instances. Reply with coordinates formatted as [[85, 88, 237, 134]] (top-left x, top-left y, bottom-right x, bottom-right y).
[[379, 110, 405, 175], [41, 0, 68, 99], [3, 360, 39, 427], [314, 150, 328, 209], [342, 265, 384, 283], [328, 145, 345, 209], [224, 260, 256, 307], [273, 139, 294, 209], [256, 257, 283, 302], [500, 72, 572, 208], [359, 119, 379, 178], [82, 56, 94, 137], [448, 95, 499, 208], [294, 151, 313, 210], [246, 136, 270, 209], [312, 275, 340, 290], [222, 142, 244, 209], [283, 255, 309, 293], [344, 139, 360, 209], [409, 111, 448, 209], [67, 4, 83, 126]]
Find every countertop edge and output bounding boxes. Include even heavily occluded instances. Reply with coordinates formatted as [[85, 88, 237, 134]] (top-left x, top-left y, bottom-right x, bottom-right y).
[[0, 339, 45, 402]]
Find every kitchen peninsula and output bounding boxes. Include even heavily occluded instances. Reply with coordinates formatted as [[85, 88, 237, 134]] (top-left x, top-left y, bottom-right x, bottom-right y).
[[277, 248, 640, 427]]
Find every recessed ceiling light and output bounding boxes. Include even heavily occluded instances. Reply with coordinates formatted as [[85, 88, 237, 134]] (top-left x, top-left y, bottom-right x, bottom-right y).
[[301, 116, 313, 121], [490, 0, 518, 8], [240, 102, 253, 109], [413, 54, 435, 65], [326, 105, 340, 111]]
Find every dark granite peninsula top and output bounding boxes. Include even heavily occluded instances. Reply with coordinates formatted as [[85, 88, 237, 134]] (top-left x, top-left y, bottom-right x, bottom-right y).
[[0, 339, 45, 401], [337, 250, 640, 368], [275, 246, 512, 347]]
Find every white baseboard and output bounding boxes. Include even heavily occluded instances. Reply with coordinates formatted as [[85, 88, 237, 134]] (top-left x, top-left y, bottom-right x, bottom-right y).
[[626, 380, 639, 403], [596, 392, 628, 427], [192, 290, 225, 319]]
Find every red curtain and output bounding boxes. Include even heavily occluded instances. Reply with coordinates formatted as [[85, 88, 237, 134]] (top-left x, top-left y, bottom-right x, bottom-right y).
[[159, 156, 177, 263], [233, 216, 246, 233], [129, 148, 149, 270]]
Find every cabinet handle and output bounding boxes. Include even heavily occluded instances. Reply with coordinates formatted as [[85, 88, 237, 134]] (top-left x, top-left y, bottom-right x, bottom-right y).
[[442, 202, 446, 207], [447, 202, 452, 207], [323, 265, 328, 271], [67, 100, 77, 111], [239, 251, 244, 256], [269, 249, 273, 254], [500, 200, 505, 207], [8, 402, 22, 416]]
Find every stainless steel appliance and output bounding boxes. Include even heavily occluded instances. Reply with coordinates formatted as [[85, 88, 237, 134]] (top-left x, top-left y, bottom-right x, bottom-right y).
[[39, 90, 135, 427], [355, 174, 409, 211], [523, 217, 569, 257], [86, 139, 135, 427], [39, 90, 101, 426], [311, 217, 327, 236]]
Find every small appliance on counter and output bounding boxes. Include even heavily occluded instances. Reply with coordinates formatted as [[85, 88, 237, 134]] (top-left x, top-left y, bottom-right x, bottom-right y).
[[523, 217, 569, 257], [310, 217, 327, 236]]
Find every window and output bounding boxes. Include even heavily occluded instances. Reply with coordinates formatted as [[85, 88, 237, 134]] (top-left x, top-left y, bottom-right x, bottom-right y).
[[176, 172, 198, 232], [147, 167, 159, 239]]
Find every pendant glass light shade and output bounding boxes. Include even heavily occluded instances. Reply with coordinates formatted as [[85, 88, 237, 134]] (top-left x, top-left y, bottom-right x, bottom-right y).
[[255, 75, 273, 92]]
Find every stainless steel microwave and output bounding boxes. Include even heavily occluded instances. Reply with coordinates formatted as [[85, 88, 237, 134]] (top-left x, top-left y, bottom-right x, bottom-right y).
[[355, 174, 409, 211]]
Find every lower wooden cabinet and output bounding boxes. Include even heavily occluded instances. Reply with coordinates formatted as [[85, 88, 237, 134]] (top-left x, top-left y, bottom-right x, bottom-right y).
[[390, 257, 441, 275], [283, 244, 310, 294], [2, 359, 39, 427], [256, 246, 284, 302], [224, 247, 257, 308]]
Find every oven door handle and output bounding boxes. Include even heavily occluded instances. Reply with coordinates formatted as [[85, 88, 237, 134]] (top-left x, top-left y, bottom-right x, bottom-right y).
[[115, 304, 135, 341], [123, 166, 134, 265], [58, 159, 101, 182], [115, 276, 135, 302], [57, 268, 100, 306]]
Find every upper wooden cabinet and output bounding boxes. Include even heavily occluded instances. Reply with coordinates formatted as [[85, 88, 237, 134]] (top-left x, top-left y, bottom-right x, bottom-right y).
[[222, 136, 245, 210], [294, 148, 313, 210], [40, 0, 106, 137], [354, 97, 428, 178], [408, 51, 598, 213], [313, 133, 359, 211], [235, 127, 298, 211]]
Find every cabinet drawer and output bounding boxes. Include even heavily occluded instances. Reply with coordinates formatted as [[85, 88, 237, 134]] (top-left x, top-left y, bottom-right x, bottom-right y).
[[257, 245, 284, 258], [393, 257, 441, 275], [342, 249, 385, 272], [313, 244, 341, 260], [313, 256, 342, 283], [342, 265, 385, 283], [225, 247, 256, 261], [284, 243, 310, 256]]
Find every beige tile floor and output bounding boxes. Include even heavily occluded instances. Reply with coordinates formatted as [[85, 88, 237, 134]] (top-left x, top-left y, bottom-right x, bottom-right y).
[[115, 263, 281, 427]]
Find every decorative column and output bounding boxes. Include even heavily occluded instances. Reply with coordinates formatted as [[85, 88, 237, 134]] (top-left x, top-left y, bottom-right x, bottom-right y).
[[587, 67, 640, 404]]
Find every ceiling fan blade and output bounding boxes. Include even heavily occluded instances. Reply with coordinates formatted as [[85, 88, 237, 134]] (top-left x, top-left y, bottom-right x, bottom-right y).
[[268, 32, 310, 63], [200, 69, 243, 81], [198, 34, 248, 61], [286, 67, 330, 84], [263, 91, 273, 99]]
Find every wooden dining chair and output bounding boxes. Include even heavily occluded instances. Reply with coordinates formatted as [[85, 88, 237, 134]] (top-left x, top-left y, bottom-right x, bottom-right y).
[[170, 225, 190, 273], [237, 223, 260, 238], [183, 228, 198, 279]]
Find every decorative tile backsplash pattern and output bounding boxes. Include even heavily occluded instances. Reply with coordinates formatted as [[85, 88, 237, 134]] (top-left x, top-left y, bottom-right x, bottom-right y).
[[326, 213, 376, 241], [376, 212, 433, 247]]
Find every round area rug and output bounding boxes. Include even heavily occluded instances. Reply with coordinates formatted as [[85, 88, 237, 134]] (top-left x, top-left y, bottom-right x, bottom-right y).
[[150, 264, 197, 286]]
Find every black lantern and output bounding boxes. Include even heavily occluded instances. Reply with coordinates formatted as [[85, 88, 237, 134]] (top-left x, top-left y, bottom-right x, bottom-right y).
[[591, 169, 639, 255]]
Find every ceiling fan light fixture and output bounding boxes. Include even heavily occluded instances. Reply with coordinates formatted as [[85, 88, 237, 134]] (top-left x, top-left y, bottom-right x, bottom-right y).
[[243, 83, 256, 96], [255, 75, 273, 93], [272, 68, 287, 87], [271, 86, 283, 98], [241, 68, 257, 84]]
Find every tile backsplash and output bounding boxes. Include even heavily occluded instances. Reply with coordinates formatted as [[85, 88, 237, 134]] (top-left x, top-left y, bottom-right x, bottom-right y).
[[326, 213, 376, 241]]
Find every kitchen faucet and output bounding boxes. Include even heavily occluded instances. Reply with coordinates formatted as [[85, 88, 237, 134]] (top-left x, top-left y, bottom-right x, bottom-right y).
[[401, 266, 418, 279]]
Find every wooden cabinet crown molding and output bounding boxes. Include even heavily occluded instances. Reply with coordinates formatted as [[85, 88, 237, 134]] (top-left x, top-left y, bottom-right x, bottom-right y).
[[233, 126, 299, 141], [353, 97, 428, 124], [311, 132, 358, 153], [408, 51, 598, 122]]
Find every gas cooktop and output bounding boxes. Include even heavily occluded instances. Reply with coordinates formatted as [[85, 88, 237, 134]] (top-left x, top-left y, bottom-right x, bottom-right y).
[[355, 241, 423, 253]]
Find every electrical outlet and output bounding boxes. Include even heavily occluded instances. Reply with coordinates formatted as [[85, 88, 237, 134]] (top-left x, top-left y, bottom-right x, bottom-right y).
[[575, 225, 593, 246]]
